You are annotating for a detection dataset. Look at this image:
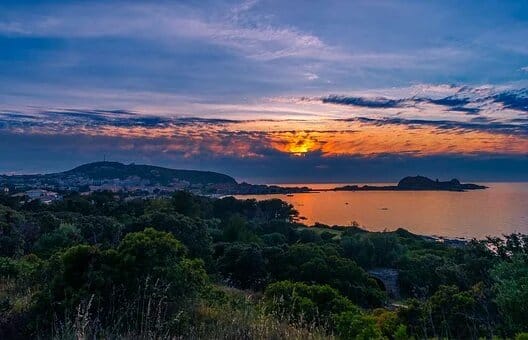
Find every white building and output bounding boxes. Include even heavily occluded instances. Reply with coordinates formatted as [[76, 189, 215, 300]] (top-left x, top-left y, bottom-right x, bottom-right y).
[[25, 189, 61, 203]]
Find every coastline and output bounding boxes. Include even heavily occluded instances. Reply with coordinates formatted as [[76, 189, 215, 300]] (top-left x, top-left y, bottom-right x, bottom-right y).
[[231, 182, 528, 239]]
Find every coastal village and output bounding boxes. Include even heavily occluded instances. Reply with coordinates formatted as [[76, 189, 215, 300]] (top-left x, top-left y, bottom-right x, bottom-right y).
[[0, 162, 311, 203], [1, 174, 224, 203]]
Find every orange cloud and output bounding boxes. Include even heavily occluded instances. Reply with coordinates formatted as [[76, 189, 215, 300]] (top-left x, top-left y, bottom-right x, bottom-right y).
[[14, 119, 528, 158], [268, 121, 528, 157]]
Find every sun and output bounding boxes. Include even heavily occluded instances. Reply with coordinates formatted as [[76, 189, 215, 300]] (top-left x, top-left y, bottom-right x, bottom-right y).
[[271, 131, 320, 156]]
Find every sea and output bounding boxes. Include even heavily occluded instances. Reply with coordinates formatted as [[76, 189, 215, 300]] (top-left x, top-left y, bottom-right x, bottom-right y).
[[234, 182, 528, 239]]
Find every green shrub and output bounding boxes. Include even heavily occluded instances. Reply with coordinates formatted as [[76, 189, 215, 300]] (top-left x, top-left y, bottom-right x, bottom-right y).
[[334, 311, 384, 339], [264, 280, 357, 326]]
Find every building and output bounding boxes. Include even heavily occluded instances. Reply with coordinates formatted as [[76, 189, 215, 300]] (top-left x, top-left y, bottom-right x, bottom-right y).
[[24, 189, 61, 204]]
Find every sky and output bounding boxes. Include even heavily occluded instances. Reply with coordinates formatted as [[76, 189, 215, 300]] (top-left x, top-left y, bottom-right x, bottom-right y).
[[0, 0, 527, 182]]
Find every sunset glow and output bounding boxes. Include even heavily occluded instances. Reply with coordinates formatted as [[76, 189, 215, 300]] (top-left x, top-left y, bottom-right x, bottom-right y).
[[2, 2, 528, 336], [1, 0, 527, 181], [7, 118, 527, 161]]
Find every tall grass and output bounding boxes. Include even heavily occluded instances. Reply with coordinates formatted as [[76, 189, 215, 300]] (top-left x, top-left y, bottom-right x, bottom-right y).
[[49, 285, 333, 340], [187, 294, 333, 339], [50, 278, 176, 340]]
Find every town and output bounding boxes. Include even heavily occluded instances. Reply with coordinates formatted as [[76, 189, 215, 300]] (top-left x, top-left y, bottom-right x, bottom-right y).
[[0, 161, 311, 203]]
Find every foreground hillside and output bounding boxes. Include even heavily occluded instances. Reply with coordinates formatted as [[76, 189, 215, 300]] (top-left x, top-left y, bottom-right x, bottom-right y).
[[0, 191, 526, 339]]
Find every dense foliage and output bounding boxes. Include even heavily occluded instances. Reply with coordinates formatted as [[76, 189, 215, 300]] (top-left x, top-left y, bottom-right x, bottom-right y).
[[0, 191, 526, 339]]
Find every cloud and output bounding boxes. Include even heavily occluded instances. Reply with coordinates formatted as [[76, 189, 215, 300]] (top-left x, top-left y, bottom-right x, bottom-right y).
[[1, 2, 528, 180], [304, 72, 319, 81], [1, 100, 527, 181], [0, 1, 477, 72], [3, 130, 527, 182], [317, 85, 528, 126], [348, 117, 528, 136], [1, 1, 508, 114], [0, 2, 338, 62], [321, 92, 476, 111], [2, 107, 527, 159], [491, 89, 528, 112], [322, 95, 404, 108], [0, 109, 239, 131]]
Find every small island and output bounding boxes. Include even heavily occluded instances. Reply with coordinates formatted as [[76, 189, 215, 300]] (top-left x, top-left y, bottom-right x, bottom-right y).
[[333, 176, 487, 192]]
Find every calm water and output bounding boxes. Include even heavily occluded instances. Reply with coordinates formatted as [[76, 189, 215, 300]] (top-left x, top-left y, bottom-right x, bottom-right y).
[[235, 183, 528, 239]]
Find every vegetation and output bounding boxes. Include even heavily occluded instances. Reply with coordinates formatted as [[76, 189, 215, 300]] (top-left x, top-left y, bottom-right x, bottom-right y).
[[0, 191, 526, 339], [8, 161, 238, 186]]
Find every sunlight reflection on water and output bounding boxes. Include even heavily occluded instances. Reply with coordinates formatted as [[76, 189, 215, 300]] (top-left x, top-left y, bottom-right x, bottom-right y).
[[235, 182, 528, 239]]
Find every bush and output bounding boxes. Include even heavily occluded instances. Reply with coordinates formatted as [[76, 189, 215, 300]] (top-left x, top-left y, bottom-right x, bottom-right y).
[[33, 224, 82, 258], [261, 233, 287, 246], [492, 254, 528, 335], [31, 228, 207, 335], [264, 280, 357, 326], [217, 243, 267, 289], [274, 244, 386, 307], [334, 311, 383, 340]]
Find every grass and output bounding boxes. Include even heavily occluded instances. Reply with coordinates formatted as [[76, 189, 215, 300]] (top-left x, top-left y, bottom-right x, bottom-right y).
[[45, 284, 333, 340]]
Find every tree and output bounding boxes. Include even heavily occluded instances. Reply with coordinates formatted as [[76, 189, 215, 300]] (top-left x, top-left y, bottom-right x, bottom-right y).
[[492, 254, 528, 335], [32, 244, 120, 329], [33, 224, 83, 258], [255, 199, 298, 222], [0, 205, 25, 257], [221, 215, 259, 243], [274, 244, 386, 307], [261, 233, 287, 246], [341, 232, 403, 269], [428, 285, 478, 338], [216, 242, 266, 289], [34, 228, 207, 334], [170, 191, 206, 218], [75, 215, 123, 248], [130, 212, 212, 261], [117, 227, 206, 298], [298, 229, 322, 243]]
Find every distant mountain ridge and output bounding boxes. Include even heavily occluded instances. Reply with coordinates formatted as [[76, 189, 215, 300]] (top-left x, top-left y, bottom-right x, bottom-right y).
[[2, 161, 237, 185]]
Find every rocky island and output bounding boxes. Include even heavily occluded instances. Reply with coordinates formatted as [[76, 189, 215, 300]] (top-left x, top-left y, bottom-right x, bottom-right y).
[[333, 176, 487, 192]]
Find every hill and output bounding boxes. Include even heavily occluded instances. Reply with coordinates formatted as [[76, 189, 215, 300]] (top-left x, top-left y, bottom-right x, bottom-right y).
[[61, 161, 237, 185], [1, 161, 237, 187]]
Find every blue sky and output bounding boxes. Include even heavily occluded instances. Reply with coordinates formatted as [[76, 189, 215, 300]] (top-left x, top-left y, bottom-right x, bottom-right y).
[[1, 0, 527, 181]]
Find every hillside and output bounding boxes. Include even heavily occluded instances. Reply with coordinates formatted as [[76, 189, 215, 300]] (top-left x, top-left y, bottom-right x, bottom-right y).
[[61, 161, 237, 185], [1, 161, 237, 186]]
